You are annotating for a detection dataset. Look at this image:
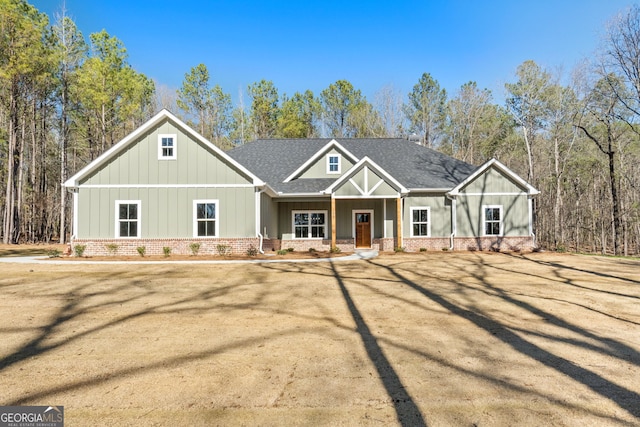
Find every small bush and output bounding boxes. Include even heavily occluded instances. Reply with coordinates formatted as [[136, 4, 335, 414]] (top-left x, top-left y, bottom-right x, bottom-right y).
[[163, 246, 171, 257], [105, 243, 118, 256], [276, 249, 288, 255], [73, 244, 86, 257], [556, 243, 567, 253], [287, 247, 294, 252], [330, 246, 341, 254], [441, 247, 449, 251], [47, 249, 62, 258], [189, 242, 201, 256], [419, 247, 427, 252], [394, 246, 406, 253], [217, 244, 231, 256], [136, 246, 146, 257], [246, 245, 258, 257], [308, 247, 317, 253]]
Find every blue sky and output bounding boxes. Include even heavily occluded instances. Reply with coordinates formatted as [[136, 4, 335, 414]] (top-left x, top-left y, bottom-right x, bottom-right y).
[[33, 0, 633, 104]]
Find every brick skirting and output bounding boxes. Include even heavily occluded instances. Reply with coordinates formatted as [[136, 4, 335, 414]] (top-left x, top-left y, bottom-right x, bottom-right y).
[[71, 238, 260, 257]]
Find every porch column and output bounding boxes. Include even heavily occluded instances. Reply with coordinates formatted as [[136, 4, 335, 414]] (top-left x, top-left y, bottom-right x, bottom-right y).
[[396, 196, 402, 249], [331, 196, 336, 249]]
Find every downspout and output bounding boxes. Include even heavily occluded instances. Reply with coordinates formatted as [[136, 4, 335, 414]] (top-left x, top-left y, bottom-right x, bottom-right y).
[[446, 193, 456, 250], [256, 188, 266, 254], [72, 188, 79, 240], [528, 195, 536, 249]]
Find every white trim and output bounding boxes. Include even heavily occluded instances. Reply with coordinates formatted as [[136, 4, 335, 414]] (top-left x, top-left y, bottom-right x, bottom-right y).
[[447, 158, 539, 197], [283, 139, 359, 183], [72, 191, 78, 238], [79, 183, 255, 189], [528, 197, 534, 237], [115, 200, 141, 239], [64, 109, 265, 188], [292, 210, 328, 239], [348, 178, 365, 195], [326, 154, 341, 174], [158, 133, 177, 160], [352, 209, 374, 247], [383, 199, 387, 238], [408, 188, 452, 193], [324, 156, 408, 195], [193, 199, 219, 238], [459, 192, 528, 196], [482, 204, 503, 237], [333, 195, 399, 199], [410, 206, 431, 237]]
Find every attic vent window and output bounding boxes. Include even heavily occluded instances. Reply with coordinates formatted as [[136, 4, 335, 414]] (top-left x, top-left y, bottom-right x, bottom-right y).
[[158, 134, 176, 159], [327, 154, 340, 174]]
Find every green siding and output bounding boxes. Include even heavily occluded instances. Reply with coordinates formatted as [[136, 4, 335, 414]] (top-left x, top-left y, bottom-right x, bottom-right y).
[[298, 148, 355, 179], [77, 187, 256, 239], [403, 194, 451, 237], [461, 167, 526, 194], [80, 120, 253, 186], [260, 193, 278, 239], [456, 194, 529, 237]]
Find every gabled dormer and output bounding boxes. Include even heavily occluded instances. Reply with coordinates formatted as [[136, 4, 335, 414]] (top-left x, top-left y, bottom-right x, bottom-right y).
[[283, 139, 359, 182]]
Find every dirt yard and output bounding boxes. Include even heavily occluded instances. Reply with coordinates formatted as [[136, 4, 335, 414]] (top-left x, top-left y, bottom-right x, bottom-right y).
[[0, 251, 638, 426]]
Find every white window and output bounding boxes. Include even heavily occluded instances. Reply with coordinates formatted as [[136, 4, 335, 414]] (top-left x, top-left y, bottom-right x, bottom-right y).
[[158, 134, 176, 159], [293, 210, 327, 239], [193, 200, 219, 237], [327, 154, 341, 174], [115, 200, 141, 238], [483, 205, 503, 236], [411, 207, 430, 237]]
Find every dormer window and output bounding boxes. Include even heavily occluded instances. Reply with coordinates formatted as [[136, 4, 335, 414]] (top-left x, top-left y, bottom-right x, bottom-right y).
[[327, 154, 341, 174], [158, 134, 176, 159]]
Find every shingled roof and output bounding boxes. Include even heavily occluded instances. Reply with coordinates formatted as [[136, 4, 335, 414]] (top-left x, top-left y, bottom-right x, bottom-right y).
[[227, 138, 479, 194]]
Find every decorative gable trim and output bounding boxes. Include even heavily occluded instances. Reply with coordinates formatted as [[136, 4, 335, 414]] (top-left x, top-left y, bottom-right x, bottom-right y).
[[283, 139, 359, 183], [64, 109, 265, 188], [324, 156, 408, 195], [447, 158, 539, 197]]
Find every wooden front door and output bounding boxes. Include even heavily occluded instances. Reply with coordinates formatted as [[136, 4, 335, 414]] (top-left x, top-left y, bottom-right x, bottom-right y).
[[355, 213, 371, 248]]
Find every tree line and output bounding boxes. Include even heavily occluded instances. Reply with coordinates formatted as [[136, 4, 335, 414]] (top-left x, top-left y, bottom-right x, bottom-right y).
[[1, 0, 639, 255]]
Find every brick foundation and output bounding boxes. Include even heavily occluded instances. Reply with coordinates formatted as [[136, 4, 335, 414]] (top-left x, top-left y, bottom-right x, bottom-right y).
[[71, 238, 261, 257]]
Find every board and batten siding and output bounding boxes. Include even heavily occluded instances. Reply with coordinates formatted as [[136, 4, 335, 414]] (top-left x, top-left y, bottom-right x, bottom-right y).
[[298, 148, 355, 179], [77, 187, 256, 238], [455, 166, 531, 237], [75, 119, 257, 239], [403, 194, 451, 237], [80, 121, 252, 186]]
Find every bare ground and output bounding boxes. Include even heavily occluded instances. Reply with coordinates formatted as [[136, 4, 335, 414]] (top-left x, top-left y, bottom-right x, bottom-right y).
[[0, 251, 639, 426]]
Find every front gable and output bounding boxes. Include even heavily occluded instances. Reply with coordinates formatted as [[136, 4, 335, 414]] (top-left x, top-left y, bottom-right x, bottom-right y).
[[283, 139, 359, 183], [65, 109, 264, 189], [326, 157, 408, 198], [448, 158, 538, 197]]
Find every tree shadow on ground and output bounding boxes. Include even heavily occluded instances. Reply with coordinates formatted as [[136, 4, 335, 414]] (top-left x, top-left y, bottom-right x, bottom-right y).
[[366, 255, 640, 420]]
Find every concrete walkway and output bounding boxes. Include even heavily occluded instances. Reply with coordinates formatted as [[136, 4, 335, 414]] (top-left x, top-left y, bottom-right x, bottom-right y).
[[0, 249, 378, 265]]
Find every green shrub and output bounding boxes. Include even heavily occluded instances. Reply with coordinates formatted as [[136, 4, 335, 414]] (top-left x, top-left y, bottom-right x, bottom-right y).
[[287, 247, 294, 252], [308, 247, 317, 253], [441, 247, 449, 251], [163, 246, 171, 257], [330, 246, 341, 254], [246, 245, 258, 257], [394, 246, 406, 253], [277, 249, 288, 255], [73, 244, 86, 257], [47, 249, 62, 258], [136, 246, 146, 257], [189, 242, 201, 256], [217, 244, 231, 256], [419, 247, 427, 252], [556, 243, 567, 253], [105, 243, 118, 256]]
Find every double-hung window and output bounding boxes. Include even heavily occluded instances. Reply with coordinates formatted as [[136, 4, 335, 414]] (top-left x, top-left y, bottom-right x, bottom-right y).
[[483, 205, 503, 236], [158, 134, 176, 159], [194, 200, 218, 237], [411, 207, 430, 237], [293, 210, 327, 239], [327, 154, 341, 174], [115, 200, 141, 238]]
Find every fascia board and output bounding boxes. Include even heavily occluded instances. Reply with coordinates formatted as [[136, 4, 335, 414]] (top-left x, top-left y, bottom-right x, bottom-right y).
[[282, 139, 360, 183], [324, 156, 408, 194], [64, 109, 264, 188], [447, 158, 539, 196]]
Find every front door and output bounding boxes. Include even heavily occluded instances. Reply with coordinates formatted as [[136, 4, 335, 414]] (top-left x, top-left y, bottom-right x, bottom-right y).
[[355, 213, 371, 248]]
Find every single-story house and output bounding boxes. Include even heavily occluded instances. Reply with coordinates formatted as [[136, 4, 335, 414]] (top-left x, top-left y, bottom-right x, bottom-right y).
[[64, 109, 539, 255]]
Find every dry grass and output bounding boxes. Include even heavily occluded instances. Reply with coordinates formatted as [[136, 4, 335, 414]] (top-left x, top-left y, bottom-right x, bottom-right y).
[[0, 251, 639, 426]]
